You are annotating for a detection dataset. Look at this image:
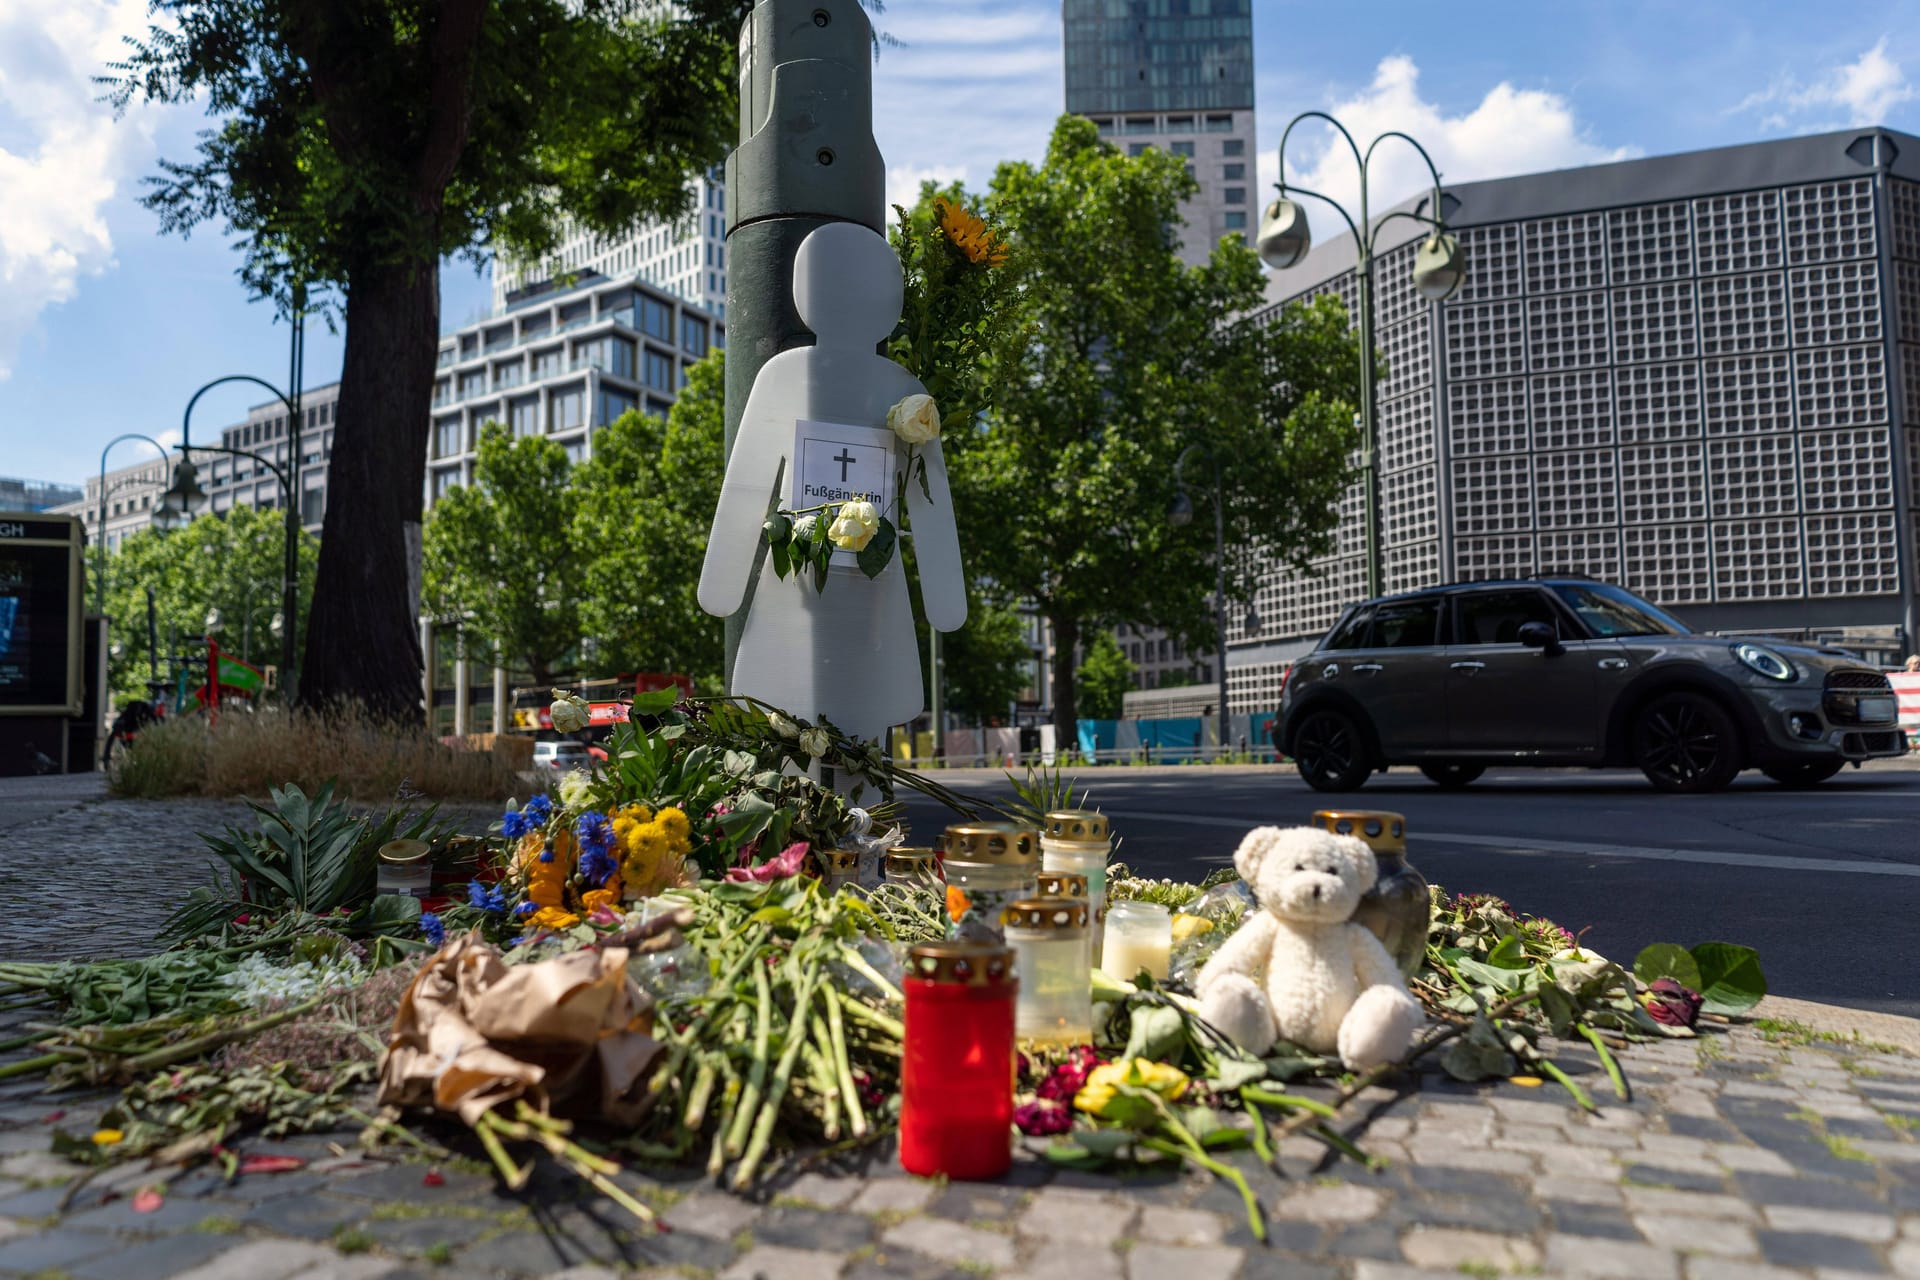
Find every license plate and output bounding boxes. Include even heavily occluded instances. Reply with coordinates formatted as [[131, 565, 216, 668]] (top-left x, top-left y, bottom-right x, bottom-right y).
[[1856, 696, 1896, 722]]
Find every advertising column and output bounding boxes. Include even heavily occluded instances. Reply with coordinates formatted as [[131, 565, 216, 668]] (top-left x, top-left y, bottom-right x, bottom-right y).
[[0, 514, 84, 776]]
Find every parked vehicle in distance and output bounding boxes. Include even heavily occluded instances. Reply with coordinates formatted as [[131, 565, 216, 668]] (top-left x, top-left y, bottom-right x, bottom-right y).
[[532, 739, 593, 771], [1276, 577, 1907, 793]]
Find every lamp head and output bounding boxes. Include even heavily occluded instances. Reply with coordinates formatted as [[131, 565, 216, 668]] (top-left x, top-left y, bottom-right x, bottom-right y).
[[1412, 231, 1467, 301], [151, 502, 183, 534], [1256, 195, 1312, 270], [160, 456, 205, 519], [1167, 491, 1196, 528]]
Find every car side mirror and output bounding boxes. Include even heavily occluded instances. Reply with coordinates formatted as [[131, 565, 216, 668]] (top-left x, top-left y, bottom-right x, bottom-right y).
[[1517, 621, 1564, 656]]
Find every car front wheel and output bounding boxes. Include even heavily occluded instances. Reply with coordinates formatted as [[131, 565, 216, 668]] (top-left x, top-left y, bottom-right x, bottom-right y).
[[1419, 763, 1486, 789], [1760, 760, 1844, 788], [1292, 708, 1372, 792], [1631, 692, 1742, 793]]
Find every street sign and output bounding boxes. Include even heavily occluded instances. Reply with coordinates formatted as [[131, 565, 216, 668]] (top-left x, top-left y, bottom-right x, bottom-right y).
[[0, 513, 82, 717]]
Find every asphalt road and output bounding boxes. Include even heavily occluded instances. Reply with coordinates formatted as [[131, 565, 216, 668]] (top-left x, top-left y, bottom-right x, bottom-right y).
[[896, 760, 1920, 1020]]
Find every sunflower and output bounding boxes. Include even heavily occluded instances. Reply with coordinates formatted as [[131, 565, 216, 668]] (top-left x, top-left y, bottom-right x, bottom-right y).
[[937, 199, 1008, 266]]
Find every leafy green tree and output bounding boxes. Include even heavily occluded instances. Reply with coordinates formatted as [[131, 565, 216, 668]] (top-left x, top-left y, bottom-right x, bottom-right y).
[[101, 506, 318, 704], [109, 0, 744, 719], [571, 353, 727, 691], [945, 116, 1360, 737], [922, 593, 1034, 725], [422, 425, 579, 686], [1075, 631, 1135, 721]]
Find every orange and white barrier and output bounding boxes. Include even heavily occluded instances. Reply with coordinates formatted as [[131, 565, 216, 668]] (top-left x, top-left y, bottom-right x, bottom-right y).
[[1893, 672, 1920, 746]]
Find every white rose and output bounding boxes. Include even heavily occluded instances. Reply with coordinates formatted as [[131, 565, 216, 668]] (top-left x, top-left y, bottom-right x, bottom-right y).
[[558, 769, 593, 809], [791, 515, 818, 543], [828, 500, 880, 552], [549, 690, 590, 734], [1550, 946, 1613, 995], [799, 726, 831, 758], [887, 394, 941, 445], [768, 712, 801, 739]]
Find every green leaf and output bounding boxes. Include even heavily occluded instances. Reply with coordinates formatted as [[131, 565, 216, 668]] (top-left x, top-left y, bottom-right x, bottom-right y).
[[857, 518, 896, 579], [1689, 942, 1766, 1015], [1536, 983, 1576, 1038], [1633, 943, 1702, 991], [1043, 1141, 1104, 1169], [350, 892, 423, 937], [771, 538, 791, 580], [630, 687, 681, 716], [1122, 1004, 1187, 1063], [1485, 933, 1530, 969], [763, 513, 791, 545]]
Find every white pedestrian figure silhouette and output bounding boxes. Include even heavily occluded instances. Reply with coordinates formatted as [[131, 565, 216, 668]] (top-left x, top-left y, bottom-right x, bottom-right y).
[[697, 222, 966, 747]]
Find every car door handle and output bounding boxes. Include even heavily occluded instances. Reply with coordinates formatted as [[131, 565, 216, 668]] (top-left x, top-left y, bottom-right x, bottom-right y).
[[1352, 663, 1384, 674], [1450, 661, 1485, 673], [1597, 657, 1628, 670]]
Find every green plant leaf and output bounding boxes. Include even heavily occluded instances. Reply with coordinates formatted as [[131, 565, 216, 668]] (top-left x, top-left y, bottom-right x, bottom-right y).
[[770, 538, 790, 580], [1689, 942, 1766, 1015], [857, 518, 896, 580], [630, 687, 681, 716], [1122, 1004, 1186, 1062], [1485, 933, 1530, 969], [1633, 943, 1702, 991]]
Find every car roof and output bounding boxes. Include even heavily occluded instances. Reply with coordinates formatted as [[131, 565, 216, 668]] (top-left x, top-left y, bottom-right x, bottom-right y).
[[1353, 576, 1604, 608]]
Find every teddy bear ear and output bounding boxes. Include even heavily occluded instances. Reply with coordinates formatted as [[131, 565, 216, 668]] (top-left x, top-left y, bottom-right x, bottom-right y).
[[1232, 826, 1285, 882], [1333, 833, 1379, 888]]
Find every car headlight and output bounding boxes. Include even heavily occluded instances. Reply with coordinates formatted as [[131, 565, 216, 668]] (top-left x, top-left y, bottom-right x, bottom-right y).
[[1732, 643, 1795, 681]]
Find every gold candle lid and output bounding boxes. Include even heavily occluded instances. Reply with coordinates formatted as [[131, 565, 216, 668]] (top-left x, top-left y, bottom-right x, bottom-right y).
[[817, 848, 859, 874], [378, 838, 432, 865], [942, 822, 1038, 864], [907, 941, 1016, 986], [1044, 810, 1109, 843], [1002, 898, 1090, 931], [1036, 871, 1089, 900], [1310, 810, 1406, 854], [885, 847, 938, 876]]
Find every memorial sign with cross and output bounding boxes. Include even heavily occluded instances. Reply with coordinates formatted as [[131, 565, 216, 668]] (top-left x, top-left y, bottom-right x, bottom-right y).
[[790, 419, 896, 517]]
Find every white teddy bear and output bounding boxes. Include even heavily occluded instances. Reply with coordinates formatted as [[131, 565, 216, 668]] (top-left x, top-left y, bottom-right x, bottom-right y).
[[1195, 825, 1422, 1070]]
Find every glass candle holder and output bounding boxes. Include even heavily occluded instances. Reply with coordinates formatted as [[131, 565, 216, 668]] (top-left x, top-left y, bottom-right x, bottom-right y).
[[1002, 898, 1092, 1047], [1042, 810, 1110, 950], [942, 823, 1039, 943], [376, 839, 433, 898], [1311, 809, 1430, 977], [884, 847, 944, 893], [900, 941, 1017, 1181], [816, 848, 860, 896], [1100, 900, 1172, 982]]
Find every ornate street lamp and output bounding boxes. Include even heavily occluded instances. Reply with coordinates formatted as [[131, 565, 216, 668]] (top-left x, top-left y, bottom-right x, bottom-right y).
[[1259, 112, 1468, 598]]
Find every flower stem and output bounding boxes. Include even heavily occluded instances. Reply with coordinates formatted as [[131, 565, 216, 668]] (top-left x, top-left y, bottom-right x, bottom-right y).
[[1577, 1023, 1630, 1102]]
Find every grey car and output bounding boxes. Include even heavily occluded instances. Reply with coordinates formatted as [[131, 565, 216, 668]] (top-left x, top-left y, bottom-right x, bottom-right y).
[[1276, 577, 1908, 793]]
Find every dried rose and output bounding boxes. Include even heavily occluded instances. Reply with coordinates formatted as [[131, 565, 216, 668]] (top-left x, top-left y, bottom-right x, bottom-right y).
[[1013, 1099, 1074, 1137], [1643, 977, 1703, 1028]]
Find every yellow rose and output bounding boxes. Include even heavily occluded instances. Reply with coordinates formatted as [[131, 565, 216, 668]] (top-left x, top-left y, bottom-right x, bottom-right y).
[[1073, 1058, 1189, 1117], [828, 500, 880, 552], [886, 394, 941, 445]]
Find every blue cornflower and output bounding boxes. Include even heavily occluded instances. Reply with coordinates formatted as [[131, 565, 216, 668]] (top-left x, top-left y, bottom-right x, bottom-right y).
[[524, 794, 554, 823], [468, 881, 508, 914], [575, 813, 617, 884], [420, 911, 446, 946], [514, 902, 537, 917], [501, 809, 533, 839]]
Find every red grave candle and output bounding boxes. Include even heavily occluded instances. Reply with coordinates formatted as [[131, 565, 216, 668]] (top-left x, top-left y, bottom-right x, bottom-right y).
[[899, 941, 1017, 1181]]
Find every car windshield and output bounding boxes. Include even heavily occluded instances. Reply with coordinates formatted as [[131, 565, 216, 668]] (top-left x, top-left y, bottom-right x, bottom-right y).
[[1549, 582, 1690, 638]]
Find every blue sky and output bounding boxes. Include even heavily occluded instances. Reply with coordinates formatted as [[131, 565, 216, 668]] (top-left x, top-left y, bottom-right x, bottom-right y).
[[4, 0, 1919, 488]]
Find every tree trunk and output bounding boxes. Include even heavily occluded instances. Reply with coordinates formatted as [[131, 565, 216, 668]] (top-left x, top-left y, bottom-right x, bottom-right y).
[[299, 258, 439, 723], [1050, 614, 1078, 744]]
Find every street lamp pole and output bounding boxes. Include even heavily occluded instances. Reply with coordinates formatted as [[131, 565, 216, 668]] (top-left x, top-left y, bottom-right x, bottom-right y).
[[94, 434, 174, 616], [1170, 444, 1231, 757], [1257, 112, 1468, 599], [165, 374, 304, 700]]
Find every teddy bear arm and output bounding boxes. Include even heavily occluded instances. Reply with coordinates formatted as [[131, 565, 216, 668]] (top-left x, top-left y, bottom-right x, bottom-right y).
[[1348, 925, 1410, 995], [1195, 912, 1278, 996]]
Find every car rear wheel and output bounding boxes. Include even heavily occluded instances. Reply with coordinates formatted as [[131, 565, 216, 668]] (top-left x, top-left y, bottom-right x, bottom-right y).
[[1293, 709, 1371, 792], [1419, 763, 1486, 789], [1632, 692, 1742, 793], [1760, 760, 1844, 788]]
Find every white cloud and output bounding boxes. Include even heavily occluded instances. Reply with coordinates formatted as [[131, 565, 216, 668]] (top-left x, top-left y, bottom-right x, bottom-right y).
[[870, 0, 1060, 218], [1732, 37, 1915, 131], [1258, 55, 1634, 242], [0, 0, 158, 380]]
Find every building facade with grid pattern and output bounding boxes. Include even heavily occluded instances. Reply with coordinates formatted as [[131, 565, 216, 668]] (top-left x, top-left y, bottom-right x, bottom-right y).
[[1226, 128, 1920, 704]]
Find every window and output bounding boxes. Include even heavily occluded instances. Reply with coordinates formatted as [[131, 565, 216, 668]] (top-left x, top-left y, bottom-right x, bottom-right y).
[[1224, 187, 1246, 205], [301, 488, 325, 525], [457, 370, 485, 400], [640, 296, 672, 342], [1368, 599, 1440, 648], [519, 312, 550, 341], [432, 379, 450, 407], [643, 349, 676, 391], [682, 314, 708, 357], [550, 386, 584, 433], [1128, 142, 1151, 157], [1157, 639, 1169, 661], [483, 324, 513, 353], [493, 359, 522, 390], [459, 334, 478, 358], [1167, 115, 1193, 130], [1093, 117, 1115, 135], [597, 388, 638, 424], [469, 401, 500, 428], [1549, 582, 1688, 637], [1164, 140, 1192, 158], [1452, 590, 1563, 646], [431, 467, 461, 500], [1223, 138, 1245, 157], [531, 346, 562, 380], [564, 440, 587, 464], [558, 301, 592, 332], [1223, 164, 1244, 181], [1204, 113, 1233, 132], [1323, 607, 1373, 650], [1224, 211, 1248, 230], [434, 416, 463, 459], [509, 396, 540, 437], [1124, 116, 1156, 134]]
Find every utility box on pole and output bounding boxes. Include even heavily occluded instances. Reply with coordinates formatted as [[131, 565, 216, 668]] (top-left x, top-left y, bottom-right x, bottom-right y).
[[721, 0, 886, 685]]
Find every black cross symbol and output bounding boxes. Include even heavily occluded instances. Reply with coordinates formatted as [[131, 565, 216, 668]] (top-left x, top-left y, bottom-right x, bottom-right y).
[[833, 448, 857, 482]]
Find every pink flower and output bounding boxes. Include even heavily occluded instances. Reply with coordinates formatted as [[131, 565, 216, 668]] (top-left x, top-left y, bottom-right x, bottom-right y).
[[725, 841, 811, 883], [1013, 1099, 1074, 1136], [1035, 1046, 1103, 1103]]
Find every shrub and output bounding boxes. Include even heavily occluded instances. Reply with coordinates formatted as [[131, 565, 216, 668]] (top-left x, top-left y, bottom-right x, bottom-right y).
[[109, 706, 520, 801]]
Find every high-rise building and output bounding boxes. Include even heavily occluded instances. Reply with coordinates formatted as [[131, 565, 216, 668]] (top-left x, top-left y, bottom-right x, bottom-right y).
[[0, 477, 81, 513], [1226, 127, 1920, 715], [1062, 0, 1257, 265], [489, 171, 729, 320]]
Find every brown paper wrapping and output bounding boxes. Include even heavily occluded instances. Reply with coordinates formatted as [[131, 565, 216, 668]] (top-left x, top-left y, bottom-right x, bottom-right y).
[[377, 929, 670, 1128]]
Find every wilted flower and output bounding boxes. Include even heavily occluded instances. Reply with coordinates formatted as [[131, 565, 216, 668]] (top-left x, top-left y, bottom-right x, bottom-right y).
[[1643, 977, 1703, 1028], [768, 712, 801, 739], [828, 500, 880, 553], [726, 841, 811, 883], [887, 393, 941, 445], [798, 726, 831, 758], [1035, 1046, 1104, 1103], [549, 689, 591, 734], [1550, 946, 1613, 996], [1074, 1058, 1190, 1118], [791, 515, 819, 543], [1013, 1099, 1074, 1137], [558, 769, 593, 810]]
